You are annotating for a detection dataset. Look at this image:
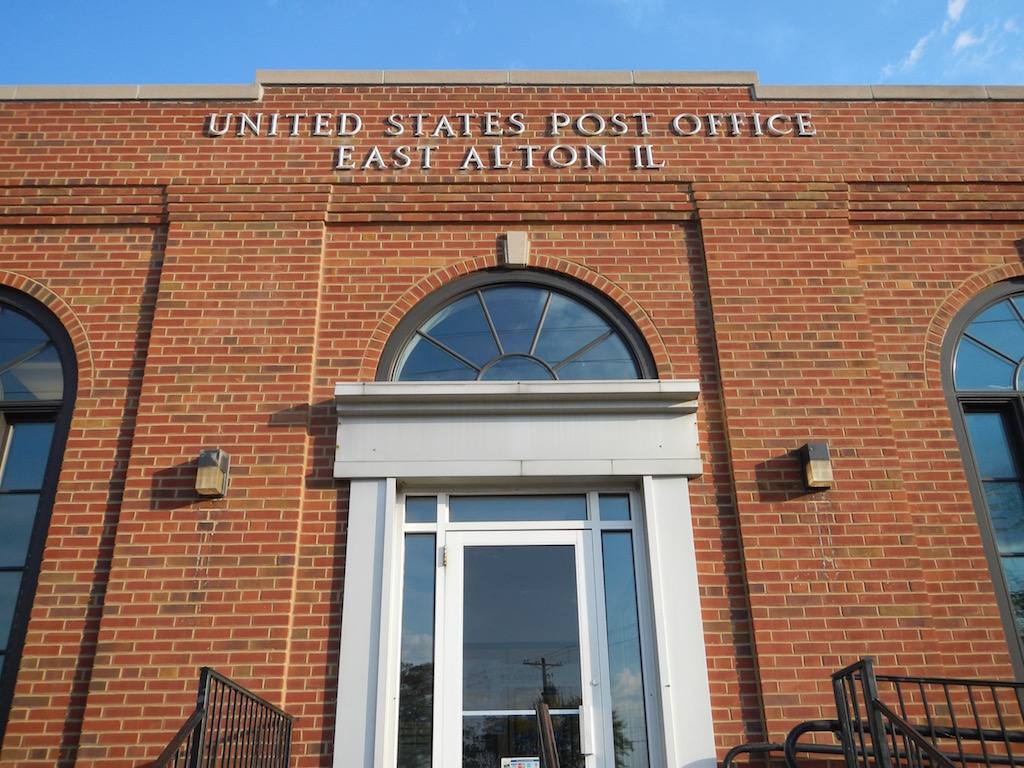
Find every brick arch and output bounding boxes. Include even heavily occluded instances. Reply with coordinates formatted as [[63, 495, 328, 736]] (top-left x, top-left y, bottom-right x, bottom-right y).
[[0, 270, 94, 398], [357, 255, 672, 381], [924, 264, 1024, 385]]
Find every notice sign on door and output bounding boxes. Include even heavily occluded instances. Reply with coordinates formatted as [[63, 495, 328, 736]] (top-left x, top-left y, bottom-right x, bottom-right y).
[[500, 759, 539, 768]]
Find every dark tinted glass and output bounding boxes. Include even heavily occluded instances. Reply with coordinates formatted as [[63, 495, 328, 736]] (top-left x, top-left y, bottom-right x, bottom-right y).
[[955, 298, 1024, 392], [479, 356, 554, 381], [986, 483, 1024, 553], [1002, 556, 1024, 637], [483, 285, 548, 355], [0, 573, 20, 649], [599, 494, 631, 521], [0, 295, 72, 746], [0, 308, 63, 401], [968, 302, 1024, 361], [398, 535, 436, 768], [405, 496, 438, 524], [463, 545, 582, 711], [955, 338, 1015, 390], [533, 293, 607, 365], [420, 298, 498, 368], [395, 336, 477, 381], [602, 532, 650, 768], [393, 283, 642, 382], [964, 412, 1024, 553], [450, 495, 587, 523], [557, 334, 640, 380], [0, 494, 40, 568], [966, 412, 1018, 478], [0, 423, 55, 491]]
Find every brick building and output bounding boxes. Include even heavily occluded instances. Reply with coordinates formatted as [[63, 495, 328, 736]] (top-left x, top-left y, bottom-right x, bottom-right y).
[[0, 70, 1022, 768]]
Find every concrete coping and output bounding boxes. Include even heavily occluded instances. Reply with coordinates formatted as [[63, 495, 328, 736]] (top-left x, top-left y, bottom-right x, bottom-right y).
[[0, 71, 1021, 101]]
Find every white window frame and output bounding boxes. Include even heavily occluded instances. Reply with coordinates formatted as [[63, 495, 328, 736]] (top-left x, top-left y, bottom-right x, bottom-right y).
[[332, 380, 715, 768]]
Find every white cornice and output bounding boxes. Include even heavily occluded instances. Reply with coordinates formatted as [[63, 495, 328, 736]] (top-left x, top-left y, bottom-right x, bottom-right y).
[[1, 71, 1021, 101], [333, 380, 703, 480]]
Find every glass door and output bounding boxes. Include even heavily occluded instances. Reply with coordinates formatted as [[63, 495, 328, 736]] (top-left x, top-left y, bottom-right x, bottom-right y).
[[442, 529, 605, 768]]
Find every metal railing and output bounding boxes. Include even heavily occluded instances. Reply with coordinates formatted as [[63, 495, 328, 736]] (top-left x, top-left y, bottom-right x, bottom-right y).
[[836, 658, 1024, 768], [140, 668, 293, 768], [723, 658, 1024, 768]]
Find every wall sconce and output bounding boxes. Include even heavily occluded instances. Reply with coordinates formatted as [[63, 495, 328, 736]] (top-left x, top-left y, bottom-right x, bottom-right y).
[[196, 448, 230, 497], [799, 442, 833, 490]]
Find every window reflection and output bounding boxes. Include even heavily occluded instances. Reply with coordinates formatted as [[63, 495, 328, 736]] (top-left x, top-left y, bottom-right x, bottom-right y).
[[395, 492, 653, 767], [955, 296, 1024, 391], [393, 284, 642, 381], [0, 296, 70, 744], [463, 545, 582, 712], [398, 535, 436, 768], [450, 495, 587, 523], [0, 308, 63, 401], [602, 532, 648, 768], [0, 421, 55, 687]]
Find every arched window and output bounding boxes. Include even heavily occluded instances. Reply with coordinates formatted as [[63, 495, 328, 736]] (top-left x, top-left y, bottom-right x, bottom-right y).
[[0, 289, 76, 742], [945, 279, 1024, 673], [378, 271, 656, 381]]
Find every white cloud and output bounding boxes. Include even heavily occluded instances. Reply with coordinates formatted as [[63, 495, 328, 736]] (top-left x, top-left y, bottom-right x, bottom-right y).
[[906, 34, 931, 66], [612, 666, 644, 704], [948, 0, 968, 24], [954, 29, 985, 51], [882, 0, 1023, 83], [943, 0, 968, 33], [883, 32, 933, 77]]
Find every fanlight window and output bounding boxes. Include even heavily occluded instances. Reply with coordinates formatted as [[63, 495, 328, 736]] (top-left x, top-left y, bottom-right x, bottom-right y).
[[954, 294, 1024, 391], [390, 279, 648, 381], [0, 306, 64, 401]]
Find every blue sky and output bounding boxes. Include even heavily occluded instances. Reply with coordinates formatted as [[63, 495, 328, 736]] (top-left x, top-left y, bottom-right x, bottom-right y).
[[2, 0, 1022, 87]]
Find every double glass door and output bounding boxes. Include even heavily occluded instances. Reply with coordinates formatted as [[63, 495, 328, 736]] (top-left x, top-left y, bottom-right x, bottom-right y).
[[395, 493, 652, 768]]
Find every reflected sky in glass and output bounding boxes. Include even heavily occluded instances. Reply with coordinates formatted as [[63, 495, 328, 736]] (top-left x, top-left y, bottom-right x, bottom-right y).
[[0, 308, 63, 400], [394, 285, 640, 381], [398, 535, 436, 768], [955, 297, 1024, 391], [0, 493, 39, 568], [450, 495, 587, 523], [463, 545, 582, 712], [602, 532, 649, 768], [0, 422, 55, 491], [965, 412, 1024, 554], [968, 302, 1024, 360], [0, 572, 20, 649], [966, 412, 1017, 478]]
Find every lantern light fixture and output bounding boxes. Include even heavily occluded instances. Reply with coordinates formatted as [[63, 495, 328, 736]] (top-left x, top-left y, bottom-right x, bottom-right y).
[[196, 448, 230, 498], [799, 442, 833, 490]]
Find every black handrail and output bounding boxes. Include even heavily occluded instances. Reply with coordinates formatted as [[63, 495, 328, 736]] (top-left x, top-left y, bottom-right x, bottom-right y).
[[140, 668, 294, 768], [723, 659, 1024, 768]]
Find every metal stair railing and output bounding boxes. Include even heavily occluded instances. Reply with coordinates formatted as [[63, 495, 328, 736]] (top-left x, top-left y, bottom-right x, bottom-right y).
[[723, 658, 1024, 768], [834, 658, 1024, 768], [140, 668, 294, 768]]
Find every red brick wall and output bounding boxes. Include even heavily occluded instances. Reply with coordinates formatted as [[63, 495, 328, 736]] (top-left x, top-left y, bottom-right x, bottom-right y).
[[0, 82, 1022, 766]]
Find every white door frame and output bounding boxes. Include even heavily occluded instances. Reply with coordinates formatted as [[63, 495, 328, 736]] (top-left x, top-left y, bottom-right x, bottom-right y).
[[332, 381, 716, 768]]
